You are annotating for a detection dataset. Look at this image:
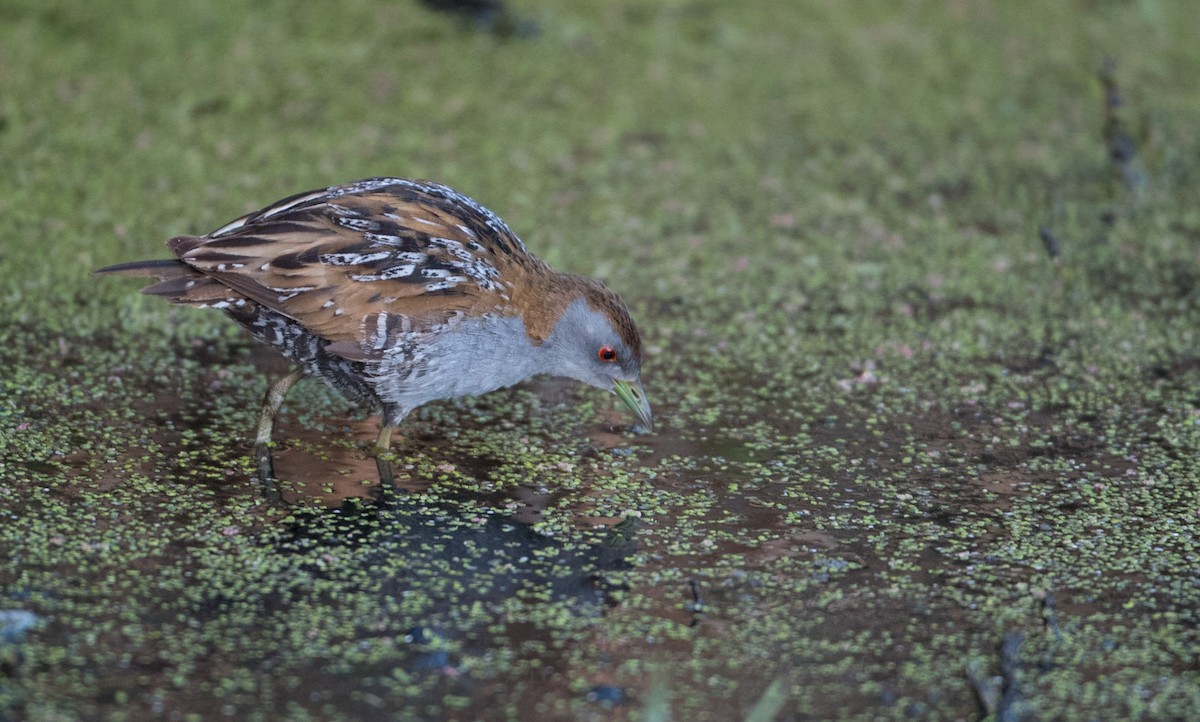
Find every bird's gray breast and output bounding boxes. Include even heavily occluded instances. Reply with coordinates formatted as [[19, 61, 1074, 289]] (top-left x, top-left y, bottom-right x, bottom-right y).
[[369, 313, 544, 412]]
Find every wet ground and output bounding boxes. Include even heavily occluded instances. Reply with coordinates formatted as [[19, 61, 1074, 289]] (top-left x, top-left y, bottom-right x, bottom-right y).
[[3, 304, 1199, 721], [3, 1, 1200, 720]]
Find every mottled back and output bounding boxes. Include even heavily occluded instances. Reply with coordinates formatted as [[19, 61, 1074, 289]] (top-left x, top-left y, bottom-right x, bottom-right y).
[[153, 178, 546, 360]]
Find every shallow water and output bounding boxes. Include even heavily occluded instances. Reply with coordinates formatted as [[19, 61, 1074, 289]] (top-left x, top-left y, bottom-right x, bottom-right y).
[[7, 336, 1196, 722]]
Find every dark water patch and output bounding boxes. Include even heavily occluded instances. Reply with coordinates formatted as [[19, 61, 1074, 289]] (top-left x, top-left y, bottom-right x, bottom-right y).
[[157, 495, 634, 719]]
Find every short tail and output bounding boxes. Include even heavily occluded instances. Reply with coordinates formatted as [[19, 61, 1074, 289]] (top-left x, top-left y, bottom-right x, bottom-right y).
[[94, 258, 193, 279], [95, 258, 243, 306]]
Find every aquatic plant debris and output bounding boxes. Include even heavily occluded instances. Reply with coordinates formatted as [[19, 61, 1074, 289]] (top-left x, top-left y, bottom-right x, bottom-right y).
[[3, 1, 1200, 720]]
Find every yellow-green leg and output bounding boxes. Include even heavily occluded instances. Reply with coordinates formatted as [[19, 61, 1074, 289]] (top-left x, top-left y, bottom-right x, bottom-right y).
[[254, 369, 303, 483], [373, 424, 396, 487]]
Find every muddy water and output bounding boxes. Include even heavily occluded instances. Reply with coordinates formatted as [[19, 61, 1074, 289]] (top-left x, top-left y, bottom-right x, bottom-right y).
[[4, 338, 1198, 722]]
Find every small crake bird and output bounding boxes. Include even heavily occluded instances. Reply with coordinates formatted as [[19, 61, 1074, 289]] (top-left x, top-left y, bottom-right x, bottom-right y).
[[98, 178, 653, 484]]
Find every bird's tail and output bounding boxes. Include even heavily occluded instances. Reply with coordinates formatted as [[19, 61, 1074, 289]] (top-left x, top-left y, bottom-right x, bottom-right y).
[[94, 258, 193, 279], [95, 258, 240, 306]]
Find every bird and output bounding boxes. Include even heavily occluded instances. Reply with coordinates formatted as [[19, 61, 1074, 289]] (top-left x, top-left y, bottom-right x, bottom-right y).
[[97, 177, 653, 485]]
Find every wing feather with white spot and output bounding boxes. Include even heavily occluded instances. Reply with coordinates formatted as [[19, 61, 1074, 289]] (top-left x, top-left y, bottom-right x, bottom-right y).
[[169, 179, 539, 359]]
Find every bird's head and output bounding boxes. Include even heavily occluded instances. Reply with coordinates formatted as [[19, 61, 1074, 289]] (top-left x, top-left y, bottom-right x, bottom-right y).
[[537, 278, 653, 431]]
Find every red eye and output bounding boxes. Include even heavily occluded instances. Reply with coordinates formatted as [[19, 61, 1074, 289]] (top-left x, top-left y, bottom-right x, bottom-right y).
[[598, 345, 618, 362]]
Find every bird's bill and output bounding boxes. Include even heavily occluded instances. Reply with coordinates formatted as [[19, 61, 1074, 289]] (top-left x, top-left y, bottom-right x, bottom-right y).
[[612, 378, 654, 431]]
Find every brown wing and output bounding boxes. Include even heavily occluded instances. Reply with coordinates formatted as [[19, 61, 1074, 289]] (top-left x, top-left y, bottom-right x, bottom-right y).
[[169, 178, 539, 360]]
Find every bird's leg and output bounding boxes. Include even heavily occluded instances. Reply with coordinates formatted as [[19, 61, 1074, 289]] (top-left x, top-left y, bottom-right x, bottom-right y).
[[254, 369, 303, 484], [373, 424, 396, 488]]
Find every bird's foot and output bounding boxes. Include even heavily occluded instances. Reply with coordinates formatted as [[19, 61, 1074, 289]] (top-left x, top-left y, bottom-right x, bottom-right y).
[[367, 451, 402, 506], [371, 423, 399, 490], [374, 454, 396, 488], [254, 442, 274, 480], [254, 442, 285, 505]]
